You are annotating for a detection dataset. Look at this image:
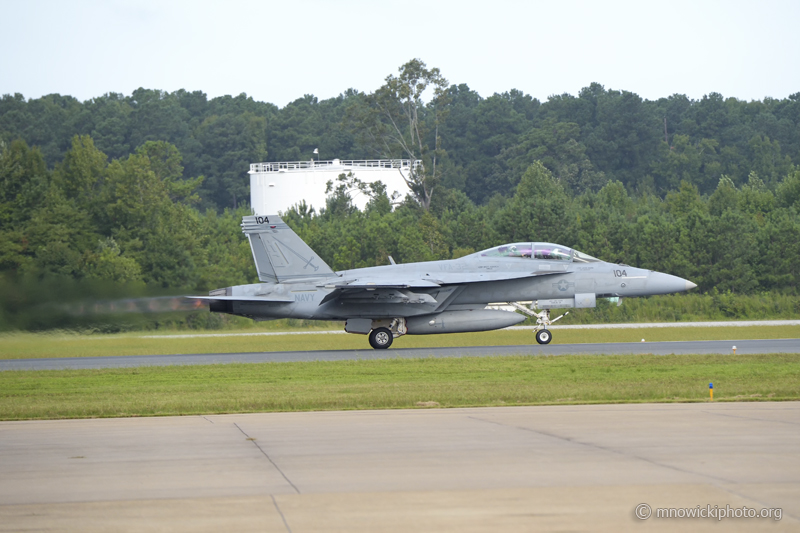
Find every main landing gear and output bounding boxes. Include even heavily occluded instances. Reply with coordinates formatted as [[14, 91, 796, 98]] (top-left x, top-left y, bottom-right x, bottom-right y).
[[508, 303, 569, 345], [345, 318, 407, 350], [367, 318, 407, 349], [369, 327, 393, 349]]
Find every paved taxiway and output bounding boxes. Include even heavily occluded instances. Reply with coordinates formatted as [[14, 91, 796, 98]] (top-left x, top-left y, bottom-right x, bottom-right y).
[[1, 402, 798, 532], [2, 338, 799, 370], [137, 320, 800, 338]]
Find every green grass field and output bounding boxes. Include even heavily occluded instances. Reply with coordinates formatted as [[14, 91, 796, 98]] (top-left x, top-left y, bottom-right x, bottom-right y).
[[2, 325, 800, 359], [2, 324, 798, 421], [1, 353, 798, 420]]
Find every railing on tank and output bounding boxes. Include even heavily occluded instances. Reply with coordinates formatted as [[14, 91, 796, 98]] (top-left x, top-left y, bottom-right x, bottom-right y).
[[249, 159, 421, 173]]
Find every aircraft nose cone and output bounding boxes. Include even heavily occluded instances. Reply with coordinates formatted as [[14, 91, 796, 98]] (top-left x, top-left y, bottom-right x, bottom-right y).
[[647, 272, 696, 295]]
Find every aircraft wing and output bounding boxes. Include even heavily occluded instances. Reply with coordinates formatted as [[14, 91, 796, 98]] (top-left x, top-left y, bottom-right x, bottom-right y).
[[424, 269, 565, 285], [315, 278, 442, 306], [317, 270, 564, 307], [319, 268, 564, 290], [318, 278, 442, 290]]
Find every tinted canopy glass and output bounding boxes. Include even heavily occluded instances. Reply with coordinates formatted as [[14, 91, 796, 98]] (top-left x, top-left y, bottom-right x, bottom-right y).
[[479, 243, 533, 258], [572, 249, 601, 263], [532, 244, 572, 261], [477, 242, 574, 261]]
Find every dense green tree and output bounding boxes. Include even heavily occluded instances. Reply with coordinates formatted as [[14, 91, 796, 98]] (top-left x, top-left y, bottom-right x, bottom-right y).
[[738, 172, 775, 216], [0, 139, 50, 223], [347, 59, 449, 209], [267, 92, 357, 162], [747, 135, 793, 187], [194, 208, 255, 291], [82, 237, 143, 284], [493, 162, 569, 244], [85, 93, 133, 160], [3, 70, 800, 324], [135, 140, 203, 205], [651, 135, 721, 193], [127, 89, 191, 152], [708, 176, 739, 216], [498, 120, 606, 194], [6, 75, 800, 213], [101, 146, 204, 288], [756, 209, 800, 290], [776, 169, 800, 209], [706, 209, 759, 293], [0, 140, 52, 273], [194, 111, 267, 210]]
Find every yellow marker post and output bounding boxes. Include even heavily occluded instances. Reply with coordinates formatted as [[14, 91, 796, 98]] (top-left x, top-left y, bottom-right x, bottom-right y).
[[709, 382, 714, 402]]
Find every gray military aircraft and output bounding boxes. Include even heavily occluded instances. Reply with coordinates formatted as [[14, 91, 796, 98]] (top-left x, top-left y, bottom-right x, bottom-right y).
[[192, 215, 697, 349]]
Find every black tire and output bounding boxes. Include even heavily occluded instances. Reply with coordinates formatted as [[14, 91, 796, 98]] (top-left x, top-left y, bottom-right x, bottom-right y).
[[369, 327, 393, 349], [535, 329, 552, 345]]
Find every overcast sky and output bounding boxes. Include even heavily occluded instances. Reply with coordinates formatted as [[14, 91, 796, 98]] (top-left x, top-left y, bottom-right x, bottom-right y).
[[2, 0, 798, 107]]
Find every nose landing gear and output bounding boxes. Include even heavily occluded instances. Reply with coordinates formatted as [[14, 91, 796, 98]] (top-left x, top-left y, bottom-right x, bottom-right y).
[[535, 329, 552, 344], [507, 303, 569, 345]]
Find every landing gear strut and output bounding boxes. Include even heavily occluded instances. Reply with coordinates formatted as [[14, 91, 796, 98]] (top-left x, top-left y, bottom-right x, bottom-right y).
[[507, 303, 569, 345]]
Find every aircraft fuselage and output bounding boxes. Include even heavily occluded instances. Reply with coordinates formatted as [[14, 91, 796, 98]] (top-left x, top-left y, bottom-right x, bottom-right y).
[[196, 216, 696, 348], [212, 257, 691, 320]]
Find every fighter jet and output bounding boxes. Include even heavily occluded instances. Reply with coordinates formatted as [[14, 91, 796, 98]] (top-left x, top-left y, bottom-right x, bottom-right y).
[[192, 215, 697, 349]]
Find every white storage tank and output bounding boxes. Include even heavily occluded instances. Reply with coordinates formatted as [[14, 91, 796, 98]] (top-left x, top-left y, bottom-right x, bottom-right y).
[[249, 159, 419, 215]]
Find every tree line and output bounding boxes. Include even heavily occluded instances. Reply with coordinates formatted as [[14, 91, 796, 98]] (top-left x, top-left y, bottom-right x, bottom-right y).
[[1, 60, 799, 330], [2, 133, 798, 293], [2, 60, 799, 211]]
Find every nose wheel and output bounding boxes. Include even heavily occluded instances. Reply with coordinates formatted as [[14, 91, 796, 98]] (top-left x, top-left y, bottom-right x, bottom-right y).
[[535, 329, 552, 344]]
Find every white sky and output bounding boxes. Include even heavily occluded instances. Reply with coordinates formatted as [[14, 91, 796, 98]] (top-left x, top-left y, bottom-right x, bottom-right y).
[[2, 0, 799, 106]]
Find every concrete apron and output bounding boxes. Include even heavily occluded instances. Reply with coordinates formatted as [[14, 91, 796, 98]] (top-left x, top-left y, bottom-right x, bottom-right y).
[[1, 402, 798, 532]]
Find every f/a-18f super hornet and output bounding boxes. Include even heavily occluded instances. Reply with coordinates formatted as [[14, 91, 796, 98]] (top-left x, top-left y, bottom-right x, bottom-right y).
[[192, 215, 697, 349]]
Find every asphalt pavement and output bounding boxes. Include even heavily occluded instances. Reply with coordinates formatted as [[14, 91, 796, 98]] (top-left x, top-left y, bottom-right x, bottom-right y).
[[1, 338, 799, 371]]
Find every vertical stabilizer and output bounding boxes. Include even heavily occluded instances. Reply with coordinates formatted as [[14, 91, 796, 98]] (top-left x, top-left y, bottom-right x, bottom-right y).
[[242, 215, 335, 283]]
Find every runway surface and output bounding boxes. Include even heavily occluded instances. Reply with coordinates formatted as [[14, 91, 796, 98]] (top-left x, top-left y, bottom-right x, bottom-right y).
[[2, 338, 799, 371], [1, 402, 797, 532], [139, 320, 800, 338]]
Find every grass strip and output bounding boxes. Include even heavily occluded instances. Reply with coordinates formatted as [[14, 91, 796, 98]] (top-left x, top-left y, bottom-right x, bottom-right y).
[[2, 325, 800, 360], [1, 353, 798, 420]]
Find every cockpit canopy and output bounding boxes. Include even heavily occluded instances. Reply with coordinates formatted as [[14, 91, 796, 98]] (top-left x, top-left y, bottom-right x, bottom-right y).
[[472, 243, 601, 263]]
